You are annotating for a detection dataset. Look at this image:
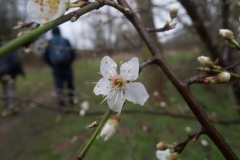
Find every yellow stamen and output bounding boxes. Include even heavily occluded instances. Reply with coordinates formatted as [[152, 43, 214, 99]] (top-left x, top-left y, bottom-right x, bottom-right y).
[[44, 16, 49, 21]]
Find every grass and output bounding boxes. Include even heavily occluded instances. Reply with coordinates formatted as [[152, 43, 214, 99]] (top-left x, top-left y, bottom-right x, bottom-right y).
[[0, 53, 239, 160]]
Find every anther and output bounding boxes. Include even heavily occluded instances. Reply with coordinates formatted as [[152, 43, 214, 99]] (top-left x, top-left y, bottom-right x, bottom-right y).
[[44, 16, 49, 21]]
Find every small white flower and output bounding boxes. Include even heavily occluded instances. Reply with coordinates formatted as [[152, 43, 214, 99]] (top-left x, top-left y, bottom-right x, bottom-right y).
[[201, 139, 208, 146], [79, 109, 86, 116], [26, 0, 68, 24], [185, 126, 192, 132], [160, 101, 166, 107], [156, 149, 171, 160], [153, 91, 159, 97], [100, 116, 120, 141], [80, 100, 90, 111], [93, 56, 149, 113]]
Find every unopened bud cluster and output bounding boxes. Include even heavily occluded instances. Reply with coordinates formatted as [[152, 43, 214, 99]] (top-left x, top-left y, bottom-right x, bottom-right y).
[[156, 141, 180, 160], [197, 56, 231, 84]]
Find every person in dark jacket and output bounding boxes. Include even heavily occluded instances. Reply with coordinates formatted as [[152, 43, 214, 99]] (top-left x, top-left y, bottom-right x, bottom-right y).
[[0, 37, 24, 109], [44, 27, 76, 107]]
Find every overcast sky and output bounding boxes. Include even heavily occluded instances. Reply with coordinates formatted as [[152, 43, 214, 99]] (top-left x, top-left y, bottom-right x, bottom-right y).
[[42, 0, 191, 50]]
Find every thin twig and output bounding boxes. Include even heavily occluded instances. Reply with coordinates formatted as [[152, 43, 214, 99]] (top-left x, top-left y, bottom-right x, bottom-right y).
[[147, 22, 177, 33], [0, 96, 240, 125], [172, 128, 206, 153], [139, 57, 156, 73]]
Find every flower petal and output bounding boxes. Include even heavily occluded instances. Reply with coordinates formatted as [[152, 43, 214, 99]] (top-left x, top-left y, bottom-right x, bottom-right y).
[[107, 89, 125, 112], [100, 56, 117, 79], [93, 78, 111, 96], [120, 57, 139, 81], [26, 0, 67, 24], [125, 82, 149, 105], [156, 149, 170, 160]]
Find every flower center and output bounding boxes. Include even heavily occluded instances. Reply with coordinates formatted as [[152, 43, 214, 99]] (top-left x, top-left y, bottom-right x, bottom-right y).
[[111, 75, 124, 89], [35, 0, 61, 21]]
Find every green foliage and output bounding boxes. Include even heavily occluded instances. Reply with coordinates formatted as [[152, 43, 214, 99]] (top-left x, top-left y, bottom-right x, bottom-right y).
[[0, 54, 239, 160]]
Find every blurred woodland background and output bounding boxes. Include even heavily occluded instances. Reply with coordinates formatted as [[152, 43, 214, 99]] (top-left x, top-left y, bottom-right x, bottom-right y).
[[0, 0, 240, 160]]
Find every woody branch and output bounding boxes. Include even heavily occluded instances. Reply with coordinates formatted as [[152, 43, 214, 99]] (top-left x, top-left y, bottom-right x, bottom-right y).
[[107, 0, 238, 159]]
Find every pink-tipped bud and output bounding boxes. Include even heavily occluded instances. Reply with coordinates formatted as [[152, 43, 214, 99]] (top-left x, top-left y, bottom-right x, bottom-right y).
[[219, 29, 234, 40], [156, 142, 169, 150], [170, 7, 178, 19], [203, 76, 216, 84], [215, 72, 231, 83], [100, 115, 120, 141], [203, 72, 231, 84], [197, 56, 214, 67]]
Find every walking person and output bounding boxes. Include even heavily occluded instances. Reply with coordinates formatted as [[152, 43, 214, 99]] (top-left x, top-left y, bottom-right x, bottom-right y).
[[0, 36, 25, 109], [43, 27, 76, 107]]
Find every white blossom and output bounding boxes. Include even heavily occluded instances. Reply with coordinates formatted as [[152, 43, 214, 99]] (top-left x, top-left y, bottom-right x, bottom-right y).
[[80, 100, 90, 111], [79, 109, 86, 116], [201, 139, 208, 146], [26, 0, 68, 24], [93, 56, 149, 113]]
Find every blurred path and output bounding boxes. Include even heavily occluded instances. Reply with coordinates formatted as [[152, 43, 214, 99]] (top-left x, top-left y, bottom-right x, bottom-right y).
[[0, 89, 54, 139]]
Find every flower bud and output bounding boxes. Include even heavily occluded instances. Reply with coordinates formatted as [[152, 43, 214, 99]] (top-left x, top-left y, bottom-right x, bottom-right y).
[[197, 56, 214, 67], [219, 29, 234, 40], [170, 7, 178, 19], [215, 72, 231, 83], [156, 149, 180, 160], [166, 152, 180, 160], [156, 142, 170, 150], [203, 76, 216, 84], [100, 115, 120, 141]]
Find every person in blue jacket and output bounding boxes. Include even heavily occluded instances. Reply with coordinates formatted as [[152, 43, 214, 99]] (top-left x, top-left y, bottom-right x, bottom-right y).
[[43, 27, 76, 107]]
